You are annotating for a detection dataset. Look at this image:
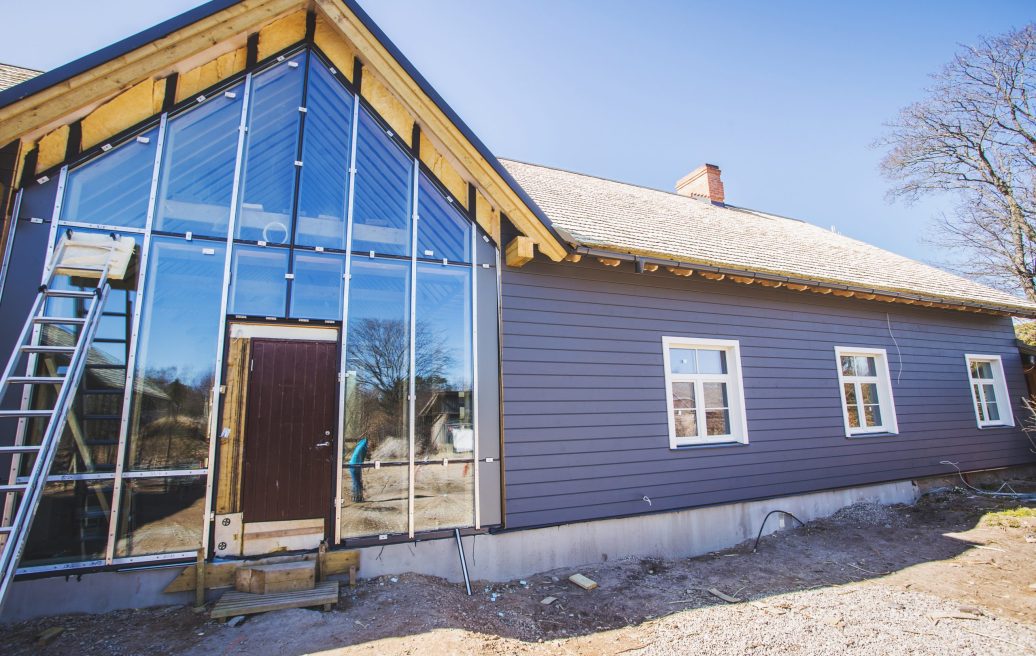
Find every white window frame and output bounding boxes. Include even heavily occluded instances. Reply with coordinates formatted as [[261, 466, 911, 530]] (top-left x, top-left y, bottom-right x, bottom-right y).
[[833, 346, 899, 437], [965, 354, 1014, 428], [662, 336, 749, 448]]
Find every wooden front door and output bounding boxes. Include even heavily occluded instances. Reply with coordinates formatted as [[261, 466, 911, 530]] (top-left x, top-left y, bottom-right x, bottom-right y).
[[241, 338, 338, 533]]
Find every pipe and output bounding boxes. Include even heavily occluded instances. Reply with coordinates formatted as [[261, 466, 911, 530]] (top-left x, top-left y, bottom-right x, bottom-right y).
[[454, 528, 472, 595]]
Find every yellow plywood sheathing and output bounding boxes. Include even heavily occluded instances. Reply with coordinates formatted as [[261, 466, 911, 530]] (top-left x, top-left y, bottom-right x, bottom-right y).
[[419, 131, 467, 210], [35, 125, 70, 174], [474, 189, 501, 244], [81, 78, 164, 150], [176, 47, 249, 102], [361, 72, 413, 145], [313, 15, 356, 82], [257, 10, 308, 61]]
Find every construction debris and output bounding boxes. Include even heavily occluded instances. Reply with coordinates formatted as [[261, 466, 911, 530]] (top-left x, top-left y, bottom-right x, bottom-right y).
[[540, 596, 557, 605], [706, 588, 742, 604], [35, 626, 64, 646], [568, 574, 598, 590]]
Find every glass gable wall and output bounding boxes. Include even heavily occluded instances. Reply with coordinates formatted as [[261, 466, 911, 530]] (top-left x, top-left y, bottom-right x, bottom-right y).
[[8, 46, 493, 569]]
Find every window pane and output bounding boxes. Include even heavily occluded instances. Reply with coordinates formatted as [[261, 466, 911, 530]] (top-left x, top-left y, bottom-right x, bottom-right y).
[[290, 250, 344, 320], [415, 264, 472, 460], [413, 462, 474, 532], [295, 60, 353, 249], [698, 349, 727, 374], [352, 108, 412, 255], [846, 403, 861, 428], [115, 476, 205, 557], [155, 85, 244, 237], [974, 384, 986, 421], [705, 409, 731, 436], [672, 382, 697, 437], [672, 382, 695, 409], [22, 480, 112, 565], [61, 129, 158, 228], [343, 258, 411, 464], [986, 401, 1000, 421], [703, 382, 728, 408], [340, 463, 408, 539], [841, 356, 855, 376], [857, 356, 877, 376], [228, 245, 289, 317], [863, 404, 882, 428], [970, 360, 994, 380], [417, 172, 471, 262], [669, 348, 697, 374], [236, 55, 305, 242], [861, 383, 879, 405], [127, 237, 226, 470], [843, 383, 857, 406]]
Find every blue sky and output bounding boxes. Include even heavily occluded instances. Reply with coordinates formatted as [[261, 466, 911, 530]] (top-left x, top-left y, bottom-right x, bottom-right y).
[[3, 0, 1033, 265]]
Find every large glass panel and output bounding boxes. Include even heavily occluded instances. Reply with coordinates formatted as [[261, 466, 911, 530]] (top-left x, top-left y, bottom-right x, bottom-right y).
[[61, 128, 159, 228], [228, 245, 289, 317], [672, 381, 696, 437], [414, 264, 472, 460], [114, 475, 206, 557], [295, 60, 353, 249], [342, 258, 410, 464], [351, 108, 412, 255], [236, 54, 306, 243], [22, 480, 113, 565], [126, 237, 226, 470], [290, 250, 344, 320], [154, 84, 244, 237], [413, 462, 474, 532], [417, 173, 471, 262], [340, 462, 408, 539]]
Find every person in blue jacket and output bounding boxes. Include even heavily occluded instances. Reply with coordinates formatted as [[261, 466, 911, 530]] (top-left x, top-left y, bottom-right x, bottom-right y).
[[347, 438, 368, 503]]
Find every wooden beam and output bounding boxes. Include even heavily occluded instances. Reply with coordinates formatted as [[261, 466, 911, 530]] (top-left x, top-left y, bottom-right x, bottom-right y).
[[165, 550, 360, 593], [830, 289, 855, 298], [729, 275, 755, 285], [756, 279, 783, 288], [696, 271, 725, 281], [504, 236, 534, 267], [641, 262, 659, 272], [666, 266, 694, 277], [313, 0, 567, 261], [563, 253, 582, 263], [785, 283, 808, 291], [597, 257, 621, 267]]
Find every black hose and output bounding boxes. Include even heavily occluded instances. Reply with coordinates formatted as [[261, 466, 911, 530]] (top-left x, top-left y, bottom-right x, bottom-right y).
[[752, 510, 806, 553]]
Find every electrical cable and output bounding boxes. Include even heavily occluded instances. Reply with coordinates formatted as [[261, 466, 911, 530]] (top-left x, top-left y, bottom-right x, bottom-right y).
[[886, 313, 903, 384], [939, 460, 1036, 499], [751, 510, 806, 553]]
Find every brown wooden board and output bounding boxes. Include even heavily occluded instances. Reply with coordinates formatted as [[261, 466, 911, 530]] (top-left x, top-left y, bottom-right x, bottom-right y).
[[235, 560, 316, 594], [211, 580, 338, 619], [241, 339, 338, 534], [163, 550, 359, 594]]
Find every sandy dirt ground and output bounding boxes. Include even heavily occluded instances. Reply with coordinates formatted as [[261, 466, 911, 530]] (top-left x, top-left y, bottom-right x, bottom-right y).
[[8, 487, 1036, 655]]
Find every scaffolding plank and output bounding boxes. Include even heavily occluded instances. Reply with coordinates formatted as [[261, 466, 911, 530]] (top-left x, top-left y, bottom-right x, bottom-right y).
[[210, 580, 338, 619]]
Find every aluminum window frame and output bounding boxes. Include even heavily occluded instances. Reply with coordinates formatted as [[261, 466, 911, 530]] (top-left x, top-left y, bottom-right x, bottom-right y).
[[964, 353, 1014, 428], [662, 336, 749, 448], [833, 346, 899, 437]]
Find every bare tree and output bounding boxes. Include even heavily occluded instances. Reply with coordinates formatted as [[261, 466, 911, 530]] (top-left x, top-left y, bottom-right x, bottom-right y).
[[879, 24, 1036, 300]]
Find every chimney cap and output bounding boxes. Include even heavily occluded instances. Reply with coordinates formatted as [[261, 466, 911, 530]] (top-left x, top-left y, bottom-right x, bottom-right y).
[[675, 163, 725, 205]]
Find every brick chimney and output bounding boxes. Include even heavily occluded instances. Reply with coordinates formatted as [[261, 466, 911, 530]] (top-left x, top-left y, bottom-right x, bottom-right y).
[[675, 164, 725, 205]]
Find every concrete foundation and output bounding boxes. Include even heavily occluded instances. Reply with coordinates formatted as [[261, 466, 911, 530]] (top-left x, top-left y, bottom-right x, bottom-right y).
[[2, 479, 917, 623]]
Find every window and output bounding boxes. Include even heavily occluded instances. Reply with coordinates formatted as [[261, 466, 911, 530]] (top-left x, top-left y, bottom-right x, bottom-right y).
[[662, 337, 748, 447], [965, 355, 1013, 428], [834, 347, 898, 436]]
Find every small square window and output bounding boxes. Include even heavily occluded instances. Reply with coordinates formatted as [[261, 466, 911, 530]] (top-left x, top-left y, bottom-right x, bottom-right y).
[[965, 355, 1013, 428], [663, 337, 748, 448], [834, 347, 898, 437]]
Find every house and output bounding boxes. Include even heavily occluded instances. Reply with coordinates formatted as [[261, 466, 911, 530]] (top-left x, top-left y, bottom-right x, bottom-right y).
[[1, 0, 1033, 621]]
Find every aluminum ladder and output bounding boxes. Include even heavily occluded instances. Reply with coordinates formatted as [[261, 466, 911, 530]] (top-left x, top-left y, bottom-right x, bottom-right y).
[[0, 239, 117, 610]]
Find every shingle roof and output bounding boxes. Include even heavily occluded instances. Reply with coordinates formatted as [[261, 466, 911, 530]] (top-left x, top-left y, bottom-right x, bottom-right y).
[[0, 63, 41, 92], [500, 159, 1036, 316]]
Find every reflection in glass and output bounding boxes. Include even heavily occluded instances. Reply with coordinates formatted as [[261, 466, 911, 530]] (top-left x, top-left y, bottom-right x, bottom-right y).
[[671, 382, 696, 437], [126, 237, 226, 470], [351, 108, 412, 255], [236, 54, 305, 242], [155, 84, 244, 237], [343, 258, 410, 463], [229, 245, 289, 317], [115, 476, 205, 556], [340, 462, 408, 538], [415, 264, 472, 460], [295, 60, 353, 249], [413, 462, 474, 532], [417, 173, 470, 262], [61, 129, 159, 228], [290, 250, 344, 320], [22, 481, 113, 565]]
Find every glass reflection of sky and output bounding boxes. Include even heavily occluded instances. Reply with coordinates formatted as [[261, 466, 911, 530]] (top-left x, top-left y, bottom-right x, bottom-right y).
[[416, 263, 471, 389]]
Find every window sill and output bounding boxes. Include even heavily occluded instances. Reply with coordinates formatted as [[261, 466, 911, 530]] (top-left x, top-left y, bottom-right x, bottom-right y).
[[845, 431, 898, 440], [670, 440, 749, 451], [977, 423, 1015, 430]]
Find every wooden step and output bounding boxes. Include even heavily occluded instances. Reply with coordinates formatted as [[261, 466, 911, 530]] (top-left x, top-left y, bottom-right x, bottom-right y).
[[211, 580, 338, 620], [235, 560, 316, 595]]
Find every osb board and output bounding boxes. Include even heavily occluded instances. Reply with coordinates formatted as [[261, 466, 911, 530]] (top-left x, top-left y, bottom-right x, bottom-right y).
[[419, 131, 467, 211], [81, 78, 164, 150], [314, 15, 356, 82], [215, 337, 251, 514], [176, 47, 248, 102], [361, 72, 412, 144], [36, 125, 70, 173], [164, 550, 359, 593], [257, 10, 307, 61]]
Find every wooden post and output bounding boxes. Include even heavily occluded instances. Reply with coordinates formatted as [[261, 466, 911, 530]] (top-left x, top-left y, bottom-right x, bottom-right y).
[[317, 540, 328, 583], [349, 565, 357, 587], [194, 548, 206, 609]]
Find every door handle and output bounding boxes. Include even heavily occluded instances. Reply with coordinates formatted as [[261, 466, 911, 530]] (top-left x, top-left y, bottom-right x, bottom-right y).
[[316, 441, 331, 448]]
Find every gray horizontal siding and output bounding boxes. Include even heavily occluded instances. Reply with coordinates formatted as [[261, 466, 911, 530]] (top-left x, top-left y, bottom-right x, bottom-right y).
[[500, 259, 1036, 529]]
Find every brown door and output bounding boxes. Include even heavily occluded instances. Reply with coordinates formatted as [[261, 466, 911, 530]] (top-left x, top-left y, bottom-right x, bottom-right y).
[[241, 338, 338, 533]]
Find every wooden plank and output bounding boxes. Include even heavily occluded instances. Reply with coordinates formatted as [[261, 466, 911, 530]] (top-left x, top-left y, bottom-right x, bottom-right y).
[[235, 561, 316, 594], [216, 337, 250, 514], [505, 236, 534, 268], [568, 573, 598, 590], [164, 550, 359, 594], [242, 518, 323, 556], [195, 548, 206, 608], [211, 581, 338, 619]]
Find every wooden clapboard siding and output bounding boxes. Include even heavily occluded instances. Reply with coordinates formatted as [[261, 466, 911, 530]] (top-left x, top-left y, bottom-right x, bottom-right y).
[[499, 259, 1036, 529]]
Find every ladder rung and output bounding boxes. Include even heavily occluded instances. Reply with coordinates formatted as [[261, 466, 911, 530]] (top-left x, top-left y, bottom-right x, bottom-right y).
[[7, 376, 64, 385], [0, 409, 52, 418], [33, 316, 86, 325], [0, 445, 41, 454], [0, 484, 27, 493], [21, 345, 75, 354], [58, 265, 107, 273], [44, 289, 95, 299]]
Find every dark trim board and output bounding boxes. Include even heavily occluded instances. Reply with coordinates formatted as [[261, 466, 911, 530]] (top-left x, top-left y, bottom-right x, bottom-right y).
[[499, 258, 1036, 529]]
